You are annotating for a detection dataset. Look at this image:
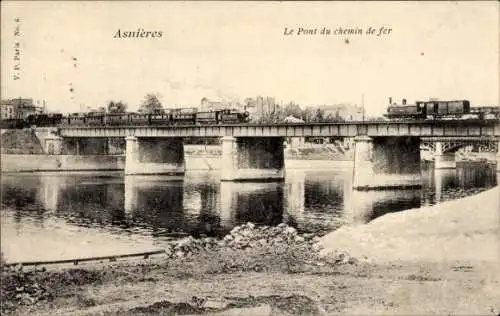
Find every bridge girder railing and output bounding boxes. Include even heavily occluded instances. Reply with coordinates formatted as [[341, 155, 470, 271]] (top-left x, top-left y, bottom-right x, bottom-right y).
[[420, 137, 499, 154], [56, 120, 500, 139]]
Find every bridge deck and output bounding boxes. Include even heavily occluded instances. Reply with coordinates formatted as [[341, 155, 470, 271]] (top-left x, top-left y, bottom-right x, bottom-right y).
[[57, 120, 500, 138]]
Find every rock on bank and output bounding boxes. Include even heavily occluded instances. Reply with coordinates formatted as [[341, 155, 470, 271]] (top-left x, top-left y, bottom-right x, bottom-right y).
[[318, 186, 500, 263]]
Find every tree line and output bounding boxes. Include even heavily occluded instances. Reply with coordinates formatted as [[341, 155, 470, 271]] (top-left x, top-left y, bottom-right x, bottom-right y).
[[247, 100, 346, 123], [94, 93, 163, 114], [97, 93, 357, 123]]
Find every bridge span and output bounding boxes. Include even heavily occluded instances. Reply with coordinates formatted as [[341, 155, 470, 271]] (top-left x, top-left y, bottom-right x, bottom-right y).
[[34, 119, 500, 190], [58, 120, 499, 138], [420, 136, 499, 169]]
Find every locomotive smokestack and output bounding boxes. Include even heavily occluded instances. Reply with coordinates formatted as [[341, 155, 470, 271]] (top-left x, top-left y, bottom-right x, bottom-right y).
[[389, 97, 392, 105], [402, 98, 407, 105]]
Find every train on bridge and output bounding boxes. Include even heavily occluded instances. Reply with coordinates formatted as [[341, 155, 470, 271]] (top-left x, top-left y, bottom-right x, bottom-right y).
[[0, 108, 250, 129], [1, 99, 498, 129], [384, 98, 500, 121]]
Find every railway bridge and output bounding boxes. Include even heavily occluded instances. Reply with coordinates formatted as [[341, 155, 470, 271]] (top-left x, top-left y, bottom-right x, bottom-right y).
[[420, 136, 499, 169], [38, 120, 500, 190]]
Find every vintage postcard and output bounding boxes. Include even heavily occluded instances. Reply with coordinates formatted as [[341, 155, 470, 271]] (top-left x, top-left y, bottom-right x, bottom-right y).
[[1, 1, 499, 315]]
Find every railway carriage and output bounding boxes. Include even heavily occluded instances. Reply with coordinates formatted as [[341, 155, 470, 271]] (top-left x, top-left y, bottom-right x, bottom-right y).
[[104, 113, 129, 126], [127, 113, 150, 126], [385, 99, 474, 120], [0, 106, 251, 128], [64, 113, 87, 126], [195, 111, 219, 124], [25, 113, 64, 127], [0, 118, 28, 129], [85, 114, 105, 126], [423, 100, 470, 119], [470, 106, 500, 120], [148, 113, 172, 125], [167, 108, 197, 125]]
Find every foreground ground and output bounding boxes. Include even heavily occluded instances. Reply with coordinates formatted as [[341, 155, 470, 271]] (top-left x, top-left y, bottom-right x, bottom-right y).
[[2, 187, 499, 315], [2, 250, 499, 315]]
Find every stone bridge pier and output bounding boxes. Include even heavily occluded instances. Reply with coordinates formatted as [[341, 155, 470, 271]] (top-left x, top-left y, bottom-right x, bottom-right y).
[[125, 137, 185, 175], [497, 140, 500, 172], [220, 137, 285, 181], [434, 142, 456, 169], [352, 136, 422, 190]]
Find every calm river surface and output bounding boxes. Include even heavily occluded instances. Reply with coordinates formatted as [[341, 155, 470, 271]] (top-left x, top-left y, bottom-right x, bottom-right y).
[[1, 162, 497, 262]]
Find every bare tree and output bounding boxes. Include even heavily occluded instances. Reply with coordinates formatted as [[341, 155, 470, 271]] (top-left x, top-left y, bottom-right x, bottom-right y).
[[107, 101, 128, 113], [139, 93, 163, 113], [283, 101, 303, 118]]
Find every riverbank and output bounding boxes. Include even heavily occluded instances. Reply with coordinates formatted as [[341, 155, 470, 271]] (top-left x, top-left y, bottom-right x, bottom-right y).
[[0, 154, 126, 172], [0, 129, 43, 155], [318, 185, 500, 263], [1, 154, 352, 172], [2, 186, 499, 315]]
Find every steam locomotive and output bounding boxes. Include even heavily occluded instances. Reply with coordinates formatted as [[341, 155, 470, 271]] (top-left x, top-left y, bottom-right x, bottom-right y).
[[384, 98, 499, 120], [1, 108, 250, 129]]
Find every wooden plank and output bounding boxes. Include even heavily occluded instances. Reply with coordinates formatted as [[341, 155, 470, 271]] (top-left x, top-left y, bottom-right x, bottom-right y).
[[4, 250, 167, 267]]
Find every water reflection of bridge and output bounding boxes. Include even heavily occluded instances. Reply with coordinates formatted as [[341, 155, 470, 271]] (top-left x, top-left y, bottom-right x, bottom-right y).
[[343, 189, 422, 225], [428, 166, 498, 204], [1, 167, 497, 237], [219, 181, 285, 227]]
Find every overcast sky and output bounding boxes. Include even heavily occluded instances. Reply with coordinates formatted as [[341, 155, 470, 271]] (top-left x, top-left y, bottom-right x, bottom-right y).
[[1, 1, 498, 116]]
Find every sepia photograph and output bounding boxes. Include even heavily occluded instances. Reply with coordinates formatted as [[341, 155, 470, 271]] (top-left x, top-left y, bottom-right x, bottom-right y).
[[1, 1, 499, 315]]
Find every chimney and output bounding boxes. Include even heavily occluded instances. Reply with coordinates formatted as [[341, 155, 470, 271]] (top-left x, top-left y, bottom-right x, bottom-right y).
[[402, 98, 407, 105], [389, 97, 392, 105]]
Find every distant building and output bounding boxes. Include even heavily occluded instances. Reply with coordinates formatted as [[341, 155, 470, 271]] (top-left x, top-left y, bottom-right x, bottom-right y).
[[200, 97, 248, 113], [1, 98, 45, 119], [200, 97, 225, 111], [1, 100, 16, 119], [317, 104, 364, 121], [243, 98, 257, 115], [243, 96, 277, 121]]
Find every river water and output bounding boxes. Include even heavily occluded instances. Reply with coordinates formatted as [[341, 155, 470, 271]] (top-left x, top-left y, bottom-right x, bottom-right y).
[[1, 162, 497, 262]]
